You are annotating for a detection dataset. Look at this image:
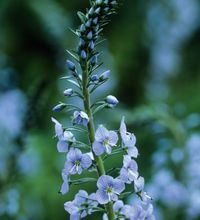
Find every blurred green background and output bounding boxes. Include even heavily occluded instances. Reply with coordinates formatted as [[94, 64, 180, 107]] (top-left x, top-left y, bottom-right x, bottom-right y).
[[0, 0, 200, 219]]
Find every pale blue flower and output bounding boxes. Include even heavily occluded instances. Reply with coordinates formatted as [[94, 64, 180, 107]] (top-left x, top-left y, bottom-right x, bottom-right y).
[[120, 117, 138, 158], [52, 117, 75, 152], [92, 126, 118, 156], [73, 111, 89, 127], [120, 155, 139, 183], [96, 175, 125, 204], [65, 148, 92, 175], [64, 190, 98, 220]]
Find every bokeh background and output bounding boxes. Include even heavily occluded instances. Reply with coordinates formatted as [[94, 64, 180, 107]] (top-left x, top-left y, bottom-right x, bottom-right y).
[[0, 0, 200, 219]]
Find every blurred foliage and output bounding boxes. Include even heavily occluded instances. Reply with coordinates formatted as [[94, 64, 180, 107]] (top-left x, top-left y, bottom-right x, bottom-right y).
[[0, 0, 200, 220]]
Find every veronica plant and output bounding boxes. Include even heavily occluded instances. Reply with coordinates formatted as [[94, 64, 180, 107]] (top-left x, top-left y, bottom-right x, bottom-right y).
[[52, 0, 154, 219]]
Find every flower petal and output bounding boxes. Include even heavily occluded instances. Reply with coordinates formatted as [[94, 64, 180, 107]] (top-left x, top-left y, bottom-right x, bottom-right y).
[[127, 146, 138, 158], [51, 117, 63, 138], [113, 179, 125, 194], [60, 181, 69, 195], [64, 201, 79, 215], [81, 154, 92, 169], [108, 131, 118, 146], [95, 126, 109, 142], [57, 140, 68, 153], [92, 141, 105, 156], [97, 175, 113, 189], [96, 189, 109, 204]]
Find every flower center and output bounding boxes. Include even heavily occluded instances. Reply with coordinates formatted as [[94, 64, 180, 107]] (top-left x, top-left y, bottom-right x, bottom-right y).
[[106, 187, 113, 201], [75, 160, 80, 167], [103, 139, 109, 147]]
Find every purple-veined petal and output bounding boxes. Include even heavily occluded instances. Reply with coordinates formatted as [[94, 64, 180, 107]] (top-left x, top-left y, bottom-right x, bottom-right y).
[[113, 179, 125, 194], [67, 148, 82, 162], [95, 126, 109, 142], [108, 130, 118, 146], [92, 141, 105, 156], [96, 189, 109, 204], [120, 168, 129, 183], [97, 175, 113, 189], [74, 190, 88, 204], [57, 140, 68, 153], [64, 201, 79, 215]]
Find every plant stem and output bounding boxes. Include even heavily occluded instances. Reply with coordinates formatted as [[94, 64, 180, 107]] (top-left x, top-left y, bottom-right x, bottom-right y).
[[81, 60, 115, 220]]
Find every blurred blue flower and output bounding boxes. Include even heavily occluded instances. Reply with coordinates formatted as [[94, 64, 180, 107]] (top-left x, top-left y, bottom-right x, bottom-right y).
[[92, 125, 118, 156]]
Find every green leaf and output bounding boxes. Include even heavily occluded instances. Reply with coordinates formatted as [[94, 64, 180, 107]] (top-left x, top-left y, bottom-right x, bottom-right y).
[[119, 191, 133, 199], [77, 11, 87, 23], [68, 27, 80, 37], [66, 50, 79, 62], [70, 178, 97, 185], [67, 79, 81, 88], [93, 103, 107, 115]]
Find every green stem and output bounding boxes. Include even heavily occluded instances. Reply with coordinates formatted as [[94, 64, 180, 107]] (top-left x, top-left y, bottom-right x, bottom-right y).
[[81, 60, 115, 220]]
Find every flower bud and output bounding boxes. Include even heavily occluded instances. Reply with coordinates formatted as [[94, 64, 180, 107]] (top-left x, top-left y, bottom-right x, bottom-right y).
[[73, 111, 89, 127], [85, 20, 92, 28], [88, 7, 94, 16], [80, 50, 87, 60], [93, 17, 98, 25], [95, 7, 101, 14], [99, 70, 110, 81], [80, 24, 86, 33], [87, 31, 93, 40], [90, 74, 99, 82], [63, 88, 73, 97], [78, 38, 85, 48], [66, 60, 76, 71], [89, 41, 94, 50], [106, 95, 119, 106], [90, 55, 98, 66], [52, 103, 67, 112]]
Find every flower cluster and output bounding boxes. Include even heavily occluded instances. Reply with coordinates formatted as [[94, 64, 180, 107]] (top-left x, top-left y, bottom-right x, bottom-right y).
[[51, 0, 154, 219]]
